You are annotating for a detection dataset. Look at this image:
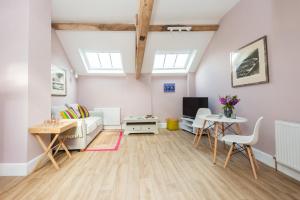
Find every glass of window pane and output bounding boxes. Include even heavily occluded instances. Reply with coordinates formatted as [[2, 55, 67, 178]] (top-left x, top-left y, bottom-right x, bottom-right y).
[[99, 53, 112, 68], [164, 54, 177, 68], [110, 53, 122, 68], [175, 54, 189, 68], [153, 54, 165, 69], [86, 52, 100, 69]]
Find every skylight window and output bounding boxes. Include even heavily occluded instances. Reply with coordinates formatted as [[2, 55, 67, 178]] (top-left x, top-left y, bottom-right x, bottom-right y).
[[80, 50, 124, 74], [152, 51, 196, 74]]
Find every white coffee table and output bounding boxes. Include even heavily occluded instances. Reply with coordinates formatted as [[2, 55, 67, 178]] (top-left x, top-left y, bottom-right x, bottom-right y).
[[123, 116, 159, 135]]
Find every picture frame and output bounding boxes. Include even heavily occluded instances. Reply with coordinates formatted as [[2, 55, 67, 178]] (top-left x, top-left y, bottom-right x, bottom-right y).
[[51, 65, 67, 96], [164, 83, 175, 93], [231, 36, 269, 87]]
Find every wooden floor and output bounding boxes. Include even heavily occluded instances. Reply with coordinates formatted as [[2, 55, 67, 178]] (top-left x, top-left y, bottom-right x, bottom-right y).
[[1, 129, 300, 200]]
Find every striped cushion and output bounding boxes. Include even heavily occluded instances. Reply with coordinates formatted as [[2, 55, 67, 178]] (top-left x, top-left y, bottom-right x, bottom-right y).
[[67, 108, 79, 119], [78, 105, 90, 118], [60, 108, 79, 119], [65, 104, 81, 118]]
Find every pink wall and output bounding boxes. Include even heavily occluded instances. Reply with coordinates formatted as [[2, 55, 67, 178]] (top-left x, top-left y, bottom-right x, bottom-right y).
[[0, 0, 51, 163], [51, 29, 77, 106], [0, 0, 29, 163], [77, 75, 188, 122], [27, 0, 52, 161], [151, 76, 187, 121], [195, 0, 300, 155]]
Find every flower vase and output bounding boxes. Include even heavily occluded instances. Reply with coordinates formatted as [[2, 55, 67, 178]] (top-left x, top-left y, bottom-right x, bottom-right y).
[[224, 107, 233, 118]]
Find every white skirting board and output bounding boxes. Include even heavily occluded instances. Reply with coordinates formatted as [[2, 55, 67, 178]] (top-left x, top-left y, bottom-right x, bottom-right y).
[[104, 125, 122, 130], [0, 153, 43, 176], [158, 123, 167, 128]]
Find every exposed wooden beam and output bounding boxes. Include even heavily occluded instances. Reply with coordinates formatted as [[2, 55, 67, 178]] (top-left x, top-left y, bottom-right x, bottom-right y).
[[52, 23, 219, 32], [135, 0, 154, 79], [149, 24, 219, 32], [52, 23, 136, 31]]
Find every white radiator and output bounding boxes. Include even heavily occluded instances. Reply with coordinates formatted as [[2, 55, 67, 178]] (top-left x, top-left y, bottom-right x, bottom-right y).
[[275, 120, 300, 172], [94, 107, 121, 126]]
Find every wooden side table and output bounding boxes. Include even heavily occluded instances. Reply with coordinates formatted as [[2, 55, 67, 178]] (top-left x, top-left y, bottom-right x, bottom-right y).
[[29, 120, 77, 170]]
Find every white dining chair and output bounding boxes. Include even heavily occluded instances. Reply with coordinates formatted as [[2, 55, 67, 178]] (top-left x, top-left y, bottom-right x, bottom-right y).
[[222, 117, 263, 179], [193, 108, 212, 149]]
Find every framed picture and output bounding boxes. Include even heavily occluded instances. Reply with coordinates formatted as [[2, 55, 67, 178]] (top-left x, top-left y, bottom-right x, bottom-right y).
[[231, 36, 269, 87], [164, 83, 175, 93], [51, 65, 66, 96]]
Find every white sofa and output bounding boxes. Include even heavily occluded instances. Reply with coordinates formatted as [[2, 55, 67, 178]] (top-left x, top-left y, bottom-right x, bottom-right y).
[[51, 106, 103, 150]]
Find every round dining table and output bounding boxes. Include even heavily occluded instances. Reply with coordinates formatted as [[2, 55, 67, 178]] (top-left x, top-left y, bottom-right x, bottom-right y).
[[194, 114, 248, 164]]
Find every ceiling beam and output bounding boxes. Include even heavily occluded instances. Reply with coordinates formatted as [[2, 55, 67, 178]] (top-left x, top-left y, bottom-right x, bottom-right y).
[[52, 23, 136, 31], [52, 23, 219, 32], [135, 0, 154, 79]]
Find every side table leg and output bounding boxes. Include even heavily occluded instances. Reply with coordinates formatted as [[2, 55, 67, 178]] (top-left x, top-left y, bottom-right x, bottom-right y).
[[35, 134, 60, 170], [59, 138, 72, 159]]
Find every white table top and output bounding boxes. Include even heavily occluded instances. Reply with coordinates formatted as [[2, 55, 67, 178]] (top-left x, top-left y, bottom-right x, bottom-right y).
[[199, 114, 248, 123], [124, 116, 159, 122]]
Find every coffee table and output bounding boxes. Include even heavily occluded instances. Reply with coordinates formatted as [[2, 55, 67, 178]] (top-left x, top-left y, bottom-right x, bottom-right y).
[[123, 116, 159, 135]]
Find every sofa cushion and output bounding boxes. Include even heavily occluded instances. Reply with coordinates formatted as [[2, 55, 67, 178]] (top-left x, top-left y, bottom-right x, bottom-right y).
[[65, 103, 81, 118], [78, 104, 90, 118], [60, 108, 79, 119]]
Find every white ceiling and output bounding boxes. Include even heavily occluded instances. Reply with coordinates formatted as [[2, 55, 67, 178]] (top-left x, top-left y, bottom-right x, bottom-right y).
[[142, 32, 215, 73], [56, 31, 136, 75], [52, 0, 240, 75]]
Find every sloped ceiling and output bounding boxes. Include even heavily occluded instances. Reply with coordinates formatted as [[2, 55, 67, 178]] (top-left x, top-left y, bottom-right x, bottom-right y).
[[52, 0, 240, 75]]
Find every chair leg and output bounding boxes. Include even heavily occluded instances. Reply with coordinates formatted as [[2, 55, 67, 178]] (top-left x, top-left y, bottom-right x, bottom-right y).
[[193, 128, 199, 145], [249, 146, 259, 170], [224, 143, 234, 168], [246, 146, 258, 179], [207, 129, 212, 150], [195, 128, 204, 147]]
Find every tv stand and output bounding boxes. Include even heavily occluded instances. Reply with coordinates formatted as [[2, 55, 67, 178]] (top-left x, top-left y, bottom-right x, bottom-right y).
[[181, 117, 196, 134]]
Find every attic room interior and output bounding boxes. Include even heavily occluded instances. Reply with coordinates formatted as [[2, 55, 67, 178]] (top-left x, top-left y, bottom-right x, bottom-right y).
[[1, 0, 300, 199]]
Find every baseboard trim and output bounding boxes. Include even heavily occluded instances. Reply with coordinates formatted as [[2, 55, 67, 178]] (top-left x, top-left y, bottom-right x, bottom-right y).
[[252, 148, 275, 168], [277, 164, 300, 182], [158, 123, 166, 129], [0, 154, 43, 176], [104, 125, 122, 130], [27, 154, 44, 175]]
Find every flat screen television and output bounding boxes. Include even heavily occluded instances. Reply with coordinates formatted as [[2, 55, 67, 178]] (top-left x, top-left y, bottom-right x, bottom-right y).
[[183, 97, 208, 119]]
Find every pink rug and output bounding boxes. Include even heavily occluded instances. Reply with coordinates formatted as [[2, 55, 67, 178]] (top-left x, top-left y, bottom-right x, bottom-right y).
[[84, 131, 123, 152]]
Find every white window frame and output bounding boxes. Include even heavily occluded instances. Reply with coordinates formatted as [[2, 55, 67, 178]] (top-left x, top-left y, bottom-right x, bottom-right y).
[[152, 50, 197, 74], [79, 49, 124, 74]]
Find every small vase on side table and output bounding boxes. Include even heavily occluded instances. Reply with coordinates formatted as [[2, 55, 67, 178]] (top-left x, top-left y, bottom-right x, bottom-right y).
[[224, 107, 233, 118]]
